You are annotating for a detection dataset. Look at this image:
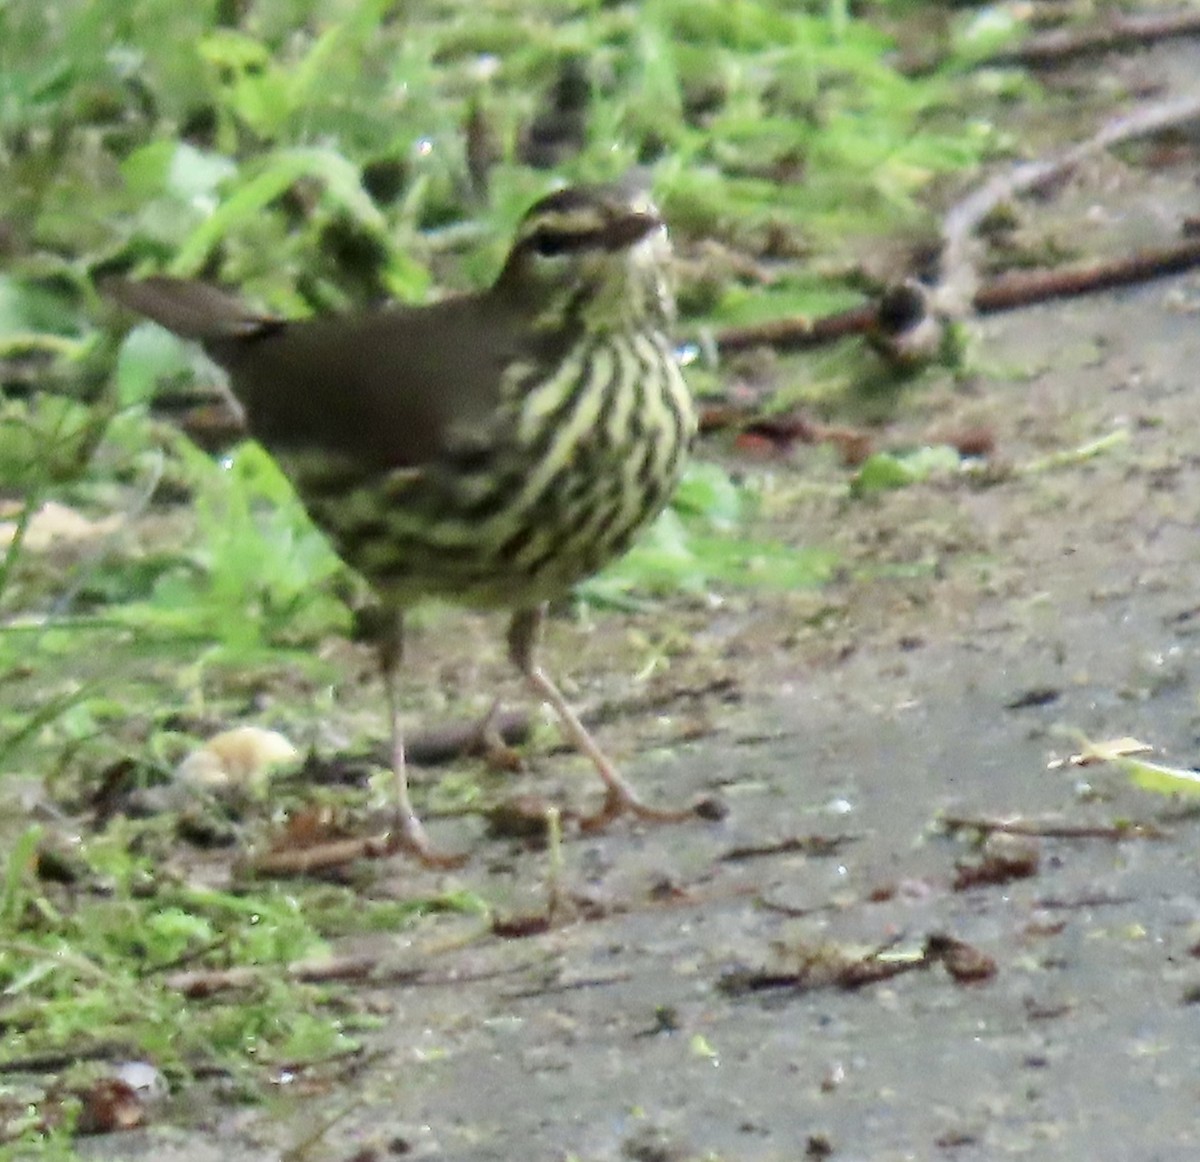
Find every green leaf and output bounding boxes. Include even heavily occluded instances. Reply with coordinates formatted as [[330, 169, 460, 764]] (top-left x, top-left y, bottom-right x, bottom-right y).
[[1120, 757, 1200, 798], [167, 142, 239, 203], [113, 323, 196, 407], [229, 69, 291, 137], [0, 276, 82, 340], [1, 825, 42, 928], [120, 140, 236, 205], [850, 452, 917, 495], [285, 25, 345, 111], [672, 460, 742, 526], [851, 445, 963, 497], [172, 148, 385, 274], [0, 396, 105, 489], [197, 27, 271, 73]]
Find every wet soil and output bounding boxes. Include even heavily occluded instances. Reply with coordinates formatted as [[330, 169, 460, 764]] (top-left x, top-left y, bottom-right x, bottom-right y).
[[83, 42, 1200, 1162]]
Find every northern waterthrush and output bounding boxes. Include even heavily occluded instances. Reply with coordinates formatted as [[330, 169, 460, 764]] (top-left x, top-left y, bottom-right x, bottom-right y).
[[107, 183, 698, 865]]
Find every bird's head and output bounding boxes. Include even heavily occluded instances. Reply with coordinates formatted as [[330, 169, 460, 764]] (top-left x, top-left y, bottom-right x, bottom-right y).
[[493, 184, 676, 337]]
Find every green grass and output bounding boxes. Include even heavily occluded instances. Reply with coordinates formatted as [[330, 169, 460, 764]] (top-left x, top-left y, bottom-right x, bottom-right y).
[[1, 821, 485, 1142], [0, 0, 1037, 1149]]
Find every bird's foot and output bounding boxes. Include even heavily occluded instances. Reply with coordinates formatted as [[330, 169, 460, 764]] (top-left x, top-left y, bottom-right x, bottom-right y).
[[390, 811, 469, 869], [577, 783, 699, 833]]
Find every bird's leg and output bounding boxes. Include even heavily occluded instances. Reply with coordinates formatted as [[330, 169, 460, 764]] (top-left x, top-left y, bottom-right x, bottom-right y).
[[506, 606, 693, 830], [379, 610, 467, 868]]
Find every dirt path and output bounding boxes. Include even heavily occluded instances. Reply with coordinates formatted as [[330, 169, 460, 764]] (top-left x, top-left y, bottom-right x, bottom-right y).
[[83, 41, 1200, 1162]]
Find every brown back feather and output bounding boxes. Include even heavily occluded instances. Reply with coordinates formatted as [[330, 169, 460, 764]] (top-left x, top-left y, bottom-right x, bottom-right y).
[[107, 277, 539, 469]]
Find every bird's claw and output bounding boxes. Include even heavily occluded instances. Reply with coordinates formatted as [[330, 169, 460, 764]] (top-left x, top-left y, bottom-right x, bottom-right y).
[[577, 786, 699, 833], [390, 813, 469, 869]]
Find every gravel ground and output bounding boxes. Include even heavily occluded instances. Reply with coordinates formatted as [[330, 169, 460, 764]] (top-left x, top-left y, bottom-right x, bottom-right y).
[[79, 39, 1200, 1162]]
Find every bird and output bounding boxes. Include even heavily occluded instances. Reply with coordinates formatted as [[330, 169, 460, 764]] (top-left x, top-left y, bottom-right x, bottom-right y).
[[105, 182, 699, 866]]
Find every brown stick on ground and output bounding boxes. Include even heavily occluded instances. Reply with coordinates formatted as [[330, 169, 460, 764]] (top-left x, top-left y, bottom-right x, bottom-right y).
[[939, 814, 1168, 841], [939, 93, 1200, 310], [713, 303, 877, 354], [405, 709, 530, 765], [246, 831, 405, 876], [981, 9, 1200, 70], [166, 955, 385, 998], [709, 94, 1200, 358], [710, 237, 1200, 355], [974, 238, 1200, 313]]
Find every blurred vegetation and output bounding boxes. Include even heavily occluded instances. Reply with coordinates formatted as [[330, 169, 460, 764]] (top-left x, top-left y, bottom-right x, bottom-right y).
[[0, 0, 1044, 1146]]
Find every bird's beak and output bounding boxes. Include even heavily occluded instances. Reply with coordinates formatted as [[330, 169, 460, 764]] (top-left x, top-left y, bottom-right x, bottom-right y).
[[600, 208, 665, 251]]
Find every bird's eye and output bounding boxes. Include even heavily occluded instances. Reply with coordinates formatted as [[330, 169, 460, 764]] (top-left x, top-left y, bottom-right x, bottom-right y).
[[530, 229, 575, 257]]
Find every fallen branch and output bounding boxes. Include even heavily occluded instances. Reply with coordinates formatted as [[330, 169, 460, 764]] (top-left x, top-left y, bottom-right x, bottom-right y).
[[718, 938, 918, 996], [940, 92, 1200, 309], [1034, 892, 1135, 910], [721, 833, 857, 863], [940, 814, 1168, 841], [710, 94, 1200, 362], [717, 931, 995, 995], [405, 709, 529, 766], [981, 9, 1200, 70], [245, 831, 407, 876], [713, 303, 876, 354], [166, 954, 395, 998], [711, 234, 1200, 357], [503, 970, 633, 1000], [164, 953, 550, 999], [974, 237, 1200, 312]]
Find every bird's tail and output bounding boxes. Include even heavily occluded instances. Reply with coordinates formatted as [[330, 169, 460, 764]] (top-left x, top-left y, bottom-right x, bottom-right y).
[[103, 276, 279, 346]]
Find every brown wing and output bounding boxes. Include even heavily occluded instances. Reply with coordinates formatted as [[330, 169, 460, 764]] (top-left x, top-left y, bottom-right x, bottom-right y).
[[107, 277, 525, 469]]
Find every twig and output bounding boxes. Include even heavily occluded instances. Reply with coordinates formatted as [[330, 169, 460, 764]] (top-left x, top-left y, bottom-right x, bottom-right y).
[[940, 814, 1168, 840], [244, 831, 403, 876], [717, 934, 925, 996], [755, 894, 836, 918], [404, 709, 529, 766], [166, 953, 387, 998], [165, 951, 563, 999], [709, 94, 1200, 361], [1033, 892, 1135, 910], [699, 406, 874, 463], [503, 970, 633, 1000], [981, 9, 1200, 70], [709, 233, 1200, 358], [714, 304, 876, 354], [582, 675, 740, 729], [721, 833, 857, 863], [940, 92, 1200, 310], [974, 239, 1200, 311]]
